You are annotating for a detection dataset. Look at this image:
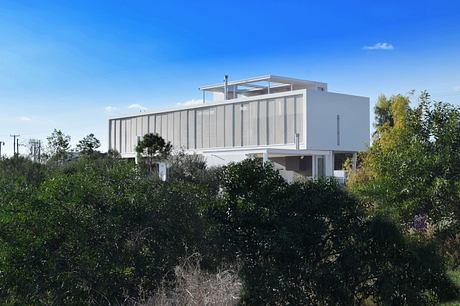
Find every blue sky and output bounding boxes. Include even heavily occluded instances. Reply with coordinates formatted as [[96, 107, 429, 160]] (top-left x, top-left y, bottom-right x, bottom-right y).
[[1, 0, 460, 155]]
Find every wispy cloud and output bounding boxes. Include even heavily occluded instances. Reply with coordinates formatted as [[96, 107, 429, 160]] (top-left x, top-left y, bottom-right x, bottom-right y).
[[363, 42, 394, 50], [19, 116, 31, 122], [453, 85, 460, 92], [128, 103, 147, 111], [176, 98, 204, 106], [104, 106, 118, 114]]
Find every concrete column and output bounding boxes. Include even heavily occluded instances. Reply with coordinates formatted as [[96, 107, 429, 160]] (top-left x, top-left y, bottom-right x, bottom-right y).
[[312, 154, 317, 179], [325, 151, 334, 177], [352, 153, 357, 170], [263, 150, 269, 164]]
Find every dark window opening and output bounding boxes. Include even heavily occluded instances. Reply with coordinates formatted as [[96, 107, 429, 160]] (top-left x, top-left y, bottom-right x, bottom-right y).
[[334, 153, 353, 170]]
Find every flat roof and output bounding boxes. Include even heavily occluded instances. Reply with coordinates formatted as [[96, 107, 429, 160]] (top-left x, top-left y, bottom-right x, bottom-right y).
[[199, 74, 327, 93]]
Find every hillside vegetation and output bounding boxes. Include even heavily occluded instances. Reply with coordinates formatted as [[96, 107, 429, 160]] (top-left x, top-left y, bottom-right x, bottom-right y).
[[0, 92, 459, 305]]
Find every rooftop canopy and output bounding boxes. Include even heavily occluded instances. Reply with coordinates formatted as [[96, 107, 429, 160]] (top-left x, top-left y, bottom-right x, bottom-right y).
[[199, 75, 327, 100]]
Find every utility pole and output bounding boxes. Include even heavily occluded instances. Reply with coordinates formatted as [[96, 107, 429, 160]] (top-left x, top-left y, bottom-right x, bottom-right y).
[[38, 140, 41, 162], [30, 140, 35, 162], [28, 139, 43, 163], [0, 141, 5, 158], [16, 138, 20, 156], [10, 134, 19, 155]]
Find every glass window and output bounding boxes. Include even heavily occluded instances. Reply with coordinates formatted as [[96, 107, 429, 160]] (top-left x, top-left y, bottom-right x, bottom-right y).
[[334, 153, 353, 170]]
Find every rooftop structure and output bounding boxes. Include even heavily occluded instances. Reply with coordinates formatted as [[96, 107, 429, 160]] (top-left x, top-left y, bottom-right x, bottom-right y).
[[199, 75, 327, 102]]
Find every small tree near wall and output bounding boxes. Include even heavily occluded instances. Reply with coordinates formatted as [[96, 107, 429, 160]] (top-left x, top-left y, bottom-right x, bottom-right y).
[[136, 133, 172, 174]]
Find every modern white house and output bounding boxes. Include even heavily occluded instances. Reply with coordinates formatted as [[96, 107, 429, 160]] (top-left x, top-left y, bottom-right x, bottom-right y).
[[108, 75, 369, 182]]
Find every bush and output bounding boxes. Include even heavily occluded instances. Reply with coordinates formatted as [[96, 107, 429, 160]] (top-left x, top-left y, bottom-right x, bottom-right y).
[[0, 155, 457, 305], [209, 158, 458, 305], [167, 152, 222, 193], [0, 157, 213, 304]]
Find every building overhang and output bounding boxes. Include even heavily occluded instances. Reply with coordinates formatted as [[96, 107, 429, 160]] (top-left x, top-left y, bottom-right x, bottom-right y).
[[200, 147, 332, 157]]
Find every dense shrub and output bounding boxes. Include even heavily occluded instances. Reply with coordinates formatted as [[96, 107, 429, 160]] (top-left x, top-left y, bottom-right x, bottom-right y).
[[0, 157, 212, 304], [210, 158, 458, 305], [0, 156, 47, 186], [0, 155, 457, 305], [167, 151, 222, 193]]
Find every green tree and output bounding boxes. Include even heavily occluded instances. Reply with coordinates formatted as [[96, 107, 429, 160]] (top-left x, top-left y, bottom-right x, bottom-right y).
[[349, 92, 460, 263], [372, 94, 411, 139], [136, 133, 172, 173], [76, 133, 101, 155], [46, 129, 71, 162], [374, 95, 394, 128]]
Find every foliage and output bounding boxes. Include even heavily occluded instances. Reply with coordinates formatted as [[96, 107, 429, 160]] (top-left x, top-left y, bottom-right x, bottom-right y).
[[440, 269, 460, 305], [136, 133, 172, 174], [46, 129, 71, 163], [0, 156, 212, 305], [136, 133, 172, 160], [167, 152, 222, 192], [209, 158, 458, 305], [348, 92, 460, 263], [373, 94, 395, 137], [0, 148, 458, 305], [76, 133, 101, 155], [0, 156, 47, 187]]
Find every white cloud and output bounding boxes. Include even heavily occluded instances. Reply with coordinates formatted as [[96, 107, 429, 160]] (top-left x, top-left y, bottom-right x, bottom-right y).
[[176, 98, 204, 106], [453, 85, 460, 92], [128, 103, 147, 111], [19, 116, 31, 121], [363, 42, 394, 50], [104, 106, 117, 114]]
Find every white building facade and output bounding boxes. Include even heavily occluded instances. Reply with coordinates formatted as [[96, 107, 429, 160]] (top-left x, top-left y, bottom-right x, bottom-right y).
[[108, 75, 369, 182]]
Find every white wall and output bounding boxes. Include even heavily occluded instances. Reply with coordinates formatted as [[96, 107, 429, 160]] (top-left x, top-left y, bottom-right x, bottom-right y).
[[306, 90, 369, 152], [110, 91, 305, 155], [202, 152, 247, 167]]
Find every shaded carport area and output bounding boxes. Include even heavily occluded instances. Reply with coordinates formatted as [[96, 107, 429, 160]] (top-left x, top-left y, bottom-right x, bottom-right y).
[[250, 148, 334, 182]]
